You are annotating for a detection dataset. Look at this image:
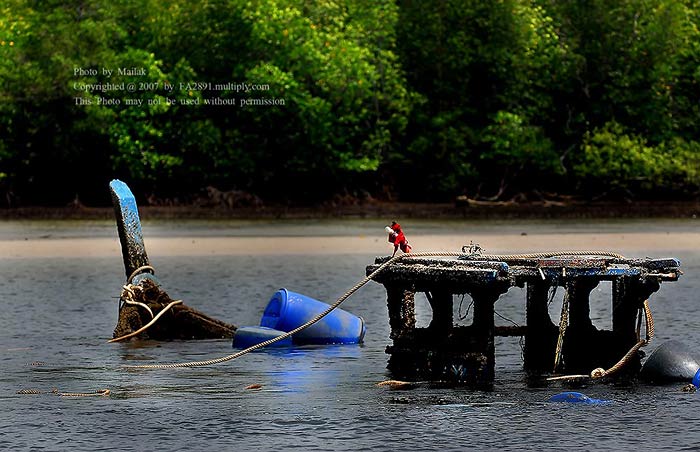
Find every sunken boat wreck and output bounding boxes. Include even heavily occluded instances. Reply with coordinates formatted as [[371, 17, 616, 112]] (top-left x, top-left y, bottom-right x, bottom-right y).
[[110, 180, 236, 342], [367, 250, 681, 387], [109, 179, 692, 388]]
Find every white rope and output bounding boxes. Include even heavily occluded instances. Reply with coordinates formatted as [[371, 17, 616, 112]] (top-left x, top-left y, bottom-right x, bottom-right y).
[[124, 250, 627, 369]]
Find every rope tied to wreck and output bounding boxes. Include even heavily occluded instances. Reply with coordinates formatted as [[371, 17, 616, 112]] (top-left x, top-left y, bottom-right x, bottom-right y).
[[460, 248, 627, 261], [553, 291, 570, 373], [123, 249, 635, 370], [119, 284, 154, 319], [109, 298, 183, 343], [127, 265, 156, 284], [125, 251, 466, 369], [109, 266, 183, 343], [117, 265, 158, 317], [547, 299, 655, 382]]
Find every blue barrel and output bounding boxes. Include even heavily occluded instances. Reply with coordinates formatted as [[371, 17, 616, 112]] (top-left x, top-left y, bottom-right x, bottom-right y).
[[232, 326, 293, 349], [260, 289, 366, 345]]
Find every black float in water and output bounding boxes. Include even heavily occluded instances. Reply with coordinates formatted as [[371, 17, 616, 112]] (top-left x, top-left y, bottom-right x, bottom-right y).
[[640, 340, 700, 384]]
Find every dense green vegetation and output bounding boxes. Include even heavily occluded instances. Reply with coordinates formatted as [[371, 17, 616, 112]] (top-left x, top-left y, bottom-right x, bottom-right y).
[[1, 0, 699, 206]]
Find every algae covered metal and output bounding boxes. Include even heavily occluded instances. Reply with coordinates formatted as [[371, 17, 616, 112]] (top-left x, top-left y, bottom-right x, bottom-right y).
[[367, 252, 681, 386]]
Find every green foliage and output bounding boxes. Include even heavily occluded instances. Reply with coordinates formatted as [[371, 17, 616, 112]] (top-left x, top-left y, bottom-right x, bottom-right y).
[[394, 0, 571, 199], [573, 121, 700, 194], [574, 122, 664, 192], [1, 0, 700, 204], [544, 0, 700, 141], [234, 0, 411, 197], [481, 111, 560, 173], [659, 138, 700, 190]]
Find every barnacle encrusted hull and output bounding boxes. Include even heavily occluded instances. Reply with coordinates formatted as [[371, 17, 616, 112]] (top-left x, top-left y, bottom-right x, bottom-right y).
[[113, 279, 236, 340]]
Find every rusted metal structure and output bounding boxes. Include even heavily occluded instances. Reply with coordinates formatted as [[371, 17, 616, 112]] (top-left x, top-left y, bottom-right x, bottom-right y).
[[367, 252, 681, 386]]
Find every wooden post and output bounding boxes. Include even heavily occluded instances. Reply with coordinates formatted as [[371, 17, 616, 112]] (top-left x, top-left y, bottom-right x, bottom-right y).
[[469, 285, 507, 382], [385, 284, 416, 340], [611, 277, 660, 373], [613, 277, 658, 342], [524, 282, 558, 373], [562, 279, 598, 373], [109, 180, 152, 281]]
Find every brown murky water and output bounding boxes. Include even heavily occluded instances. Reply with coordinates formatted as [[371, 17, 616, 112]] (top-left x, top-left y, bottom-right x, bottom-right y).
[[1, 219, 699, 451]]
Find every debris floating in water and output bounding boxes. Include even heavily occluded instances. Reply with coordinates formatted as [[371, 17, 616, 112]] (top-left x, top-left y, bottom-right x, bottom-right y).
[[549, 391, 612, 405], [260, 289, 366, 345], [376, 380, 416, 390]]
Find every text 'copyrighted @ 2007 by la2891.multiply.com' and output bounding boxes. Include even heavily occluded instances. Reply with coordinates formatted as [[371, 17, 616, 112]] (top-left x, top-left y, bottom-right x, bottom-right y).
[[71, 66, 287, 108]]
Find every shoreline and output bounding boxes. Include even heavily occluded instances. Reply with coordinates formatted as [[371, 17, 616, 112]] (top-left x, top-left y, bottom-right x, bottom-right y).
[[1, 200, 700, 221], [3, 231, 699, 258]]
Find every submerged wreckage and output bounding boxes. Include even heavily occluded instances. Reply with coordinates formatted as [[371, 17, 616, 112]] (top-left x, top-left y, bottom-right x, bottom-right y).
[[110, 179, 691, 387], [367, 250, 681, 386], [109, 179, 364, 348], [110, 180, 235, 342]]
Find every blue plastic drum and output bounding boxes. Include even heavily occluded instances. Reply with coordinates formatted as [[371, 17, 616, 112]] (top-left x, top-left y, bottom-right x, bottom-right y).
[[232, 326, 293, 349], [260, 289, 366, 345]]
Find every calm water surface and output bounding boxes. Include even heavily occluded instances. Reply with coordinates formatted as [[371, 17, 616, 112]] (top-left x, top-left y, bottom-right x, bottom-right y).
[[1, 220, 699, 451]]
